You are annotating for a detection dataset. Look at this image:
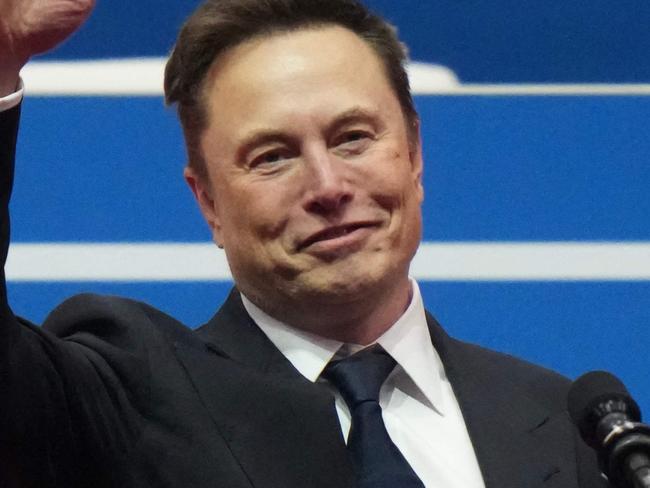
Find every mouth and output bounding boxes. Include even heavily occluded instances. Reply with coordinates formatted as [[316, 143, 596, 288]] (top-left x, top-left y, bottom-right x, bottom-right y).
[[298, 222, 379, 251]]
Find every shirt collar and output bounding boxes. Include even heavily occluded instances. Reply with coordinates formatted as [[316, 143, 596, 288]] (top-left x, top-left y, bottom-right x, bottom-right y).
[[374, 281, 445, 414], [241, 280, 445, 414], [240, 293, 342, 382]]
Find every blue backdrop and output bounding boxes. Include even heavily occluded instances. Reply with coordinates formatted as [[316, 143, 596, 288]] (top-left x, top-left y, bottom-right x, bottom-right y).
[[40, 0, 650, 82]]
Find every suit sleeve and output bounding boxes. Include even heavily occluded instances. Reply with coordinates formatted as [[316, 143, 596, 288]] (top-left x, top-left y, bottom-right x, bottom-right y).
[[0, 104, 20, 316], [0, 103, 82, 486], [0, 104, 147, 487]]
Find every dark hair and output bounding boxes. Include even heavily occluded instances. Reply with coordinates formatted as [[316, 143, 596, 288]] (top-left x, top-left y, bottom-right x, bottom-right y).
[[164, 0, 418, 179]]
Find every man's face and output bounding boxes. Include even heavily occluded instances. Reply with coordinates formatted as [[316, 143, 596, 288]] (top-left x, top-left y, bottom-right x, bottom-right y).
[[188, 25, 424, 319]]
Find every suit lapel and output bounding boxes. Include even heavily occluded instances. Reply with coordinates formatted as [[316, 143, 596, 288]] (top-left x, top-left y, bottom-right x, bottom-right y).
[[427, 313, 578, 488], [174, 289, 356, 488]]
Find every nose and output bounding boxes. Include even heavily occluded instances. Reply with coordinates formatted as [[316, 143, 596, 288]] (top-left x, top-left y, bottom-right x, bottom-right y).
[[302, 147, 353, 215]]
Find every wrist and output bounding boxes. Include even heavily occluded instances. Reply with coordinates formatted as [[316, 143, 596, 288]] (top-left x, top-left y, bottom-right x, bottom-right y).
[[0, 75, 20, 98], [0, 57, 25, 98]]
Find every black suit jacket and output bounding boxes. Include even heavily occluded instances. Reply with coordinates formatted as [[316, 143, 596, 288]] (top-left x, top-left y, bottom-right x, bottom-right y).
[[0, 104, 606, 487]]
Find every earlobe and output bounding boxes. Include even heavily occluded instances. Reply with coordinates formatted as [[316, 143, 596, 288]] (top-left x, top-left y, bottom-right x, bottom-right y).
[[412, 154, 424, 204], [184, 166, 225, 247]]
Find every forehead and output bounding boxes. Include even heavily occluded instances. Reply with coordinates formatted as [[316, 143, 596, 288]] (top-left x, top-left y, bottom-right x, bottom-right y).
[[200, 25, 400, 135]]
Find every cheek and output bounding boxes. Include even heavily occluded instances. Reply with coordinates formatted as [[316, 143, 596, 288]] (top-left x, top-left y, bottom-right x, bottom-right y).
[[364, 154, 416, 209], [220, 182, 295, 243]]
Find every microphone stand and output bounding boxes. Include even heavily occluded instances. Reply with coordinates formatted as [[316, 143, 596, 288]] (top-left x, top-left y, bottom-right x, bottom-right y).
[[599, 419, 650, 488]]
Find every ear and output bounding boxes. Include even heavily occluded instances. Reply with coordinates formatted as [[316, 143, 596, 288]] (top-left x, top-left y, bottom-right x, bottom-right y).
[[184, 166, 225, 248], [408, 121, 425, 204]]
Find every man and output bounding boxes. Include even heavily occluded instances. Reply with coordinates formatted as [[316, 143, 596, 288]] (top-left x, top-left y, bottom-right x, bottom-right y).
[[0, 0, 606, 487]]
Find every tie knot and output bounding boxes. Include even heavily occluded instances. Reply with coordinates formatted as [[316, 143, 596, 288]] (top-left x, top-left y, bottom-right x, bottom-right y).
[[324, 346, 396, 408]]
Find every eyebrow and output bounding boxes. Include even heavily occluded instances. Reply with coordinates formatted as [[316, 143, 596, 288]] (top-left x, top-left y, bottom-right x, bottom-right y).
[[239, 131, 292, 153], [325, 107, 387, 148], [328, 106, 382, 133]]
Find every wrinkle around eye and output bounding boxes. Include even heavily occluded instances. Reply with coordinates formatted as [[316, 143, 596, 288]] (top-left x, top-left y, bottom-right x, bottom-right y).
[[332, 131, 374, 156]]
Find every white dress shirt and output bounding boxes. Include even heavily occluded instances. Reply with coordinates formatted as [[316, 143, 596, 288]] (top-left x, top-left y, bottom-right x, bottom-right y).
[[242, 280, 486, 488]]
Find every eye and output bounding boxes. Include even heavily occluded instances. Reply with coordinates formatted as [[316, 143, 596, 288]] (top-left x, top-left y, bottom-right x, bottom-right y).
[[339, 131, 369, 144], [249, 148, 292, 169], [333, 130, 373, 154]]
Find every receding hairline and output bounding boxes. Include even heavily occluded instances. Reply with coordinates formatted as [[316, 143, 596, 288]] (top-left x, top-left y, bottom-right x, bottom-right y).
[[197, 24, 398, 112]]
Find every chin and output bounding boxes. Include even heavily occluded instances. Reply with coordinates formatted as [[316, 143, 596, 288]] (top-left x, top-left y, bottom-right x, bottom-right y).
[[293, 254, 402, 304]]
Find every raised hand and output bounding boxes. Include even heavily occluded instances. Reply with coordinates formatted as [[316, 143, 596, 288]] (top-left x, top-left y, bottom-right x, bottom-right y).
[[0, 0, 95, 95]]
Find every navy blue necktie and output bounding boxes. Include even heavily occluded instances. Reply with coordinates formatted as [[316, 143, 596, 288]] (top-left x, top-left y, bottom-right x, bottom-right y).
[[324, 346, 425, 488]]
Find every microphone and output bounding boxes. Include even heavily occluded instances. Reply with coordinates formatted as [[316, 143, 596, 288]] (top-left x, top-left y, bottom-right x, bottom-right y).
[[568, 371, 650, 488]]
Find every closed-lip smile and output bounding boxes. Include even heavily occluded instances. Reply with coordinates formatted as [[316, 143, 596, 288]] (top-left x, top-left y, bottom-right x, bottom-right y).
[[298, 222, 379, 251]]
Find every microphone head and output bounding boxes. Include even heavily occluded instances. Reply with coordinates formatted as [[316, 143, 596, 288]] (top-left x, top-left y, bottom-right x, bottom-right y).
[[568, 371, 641, 448]]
